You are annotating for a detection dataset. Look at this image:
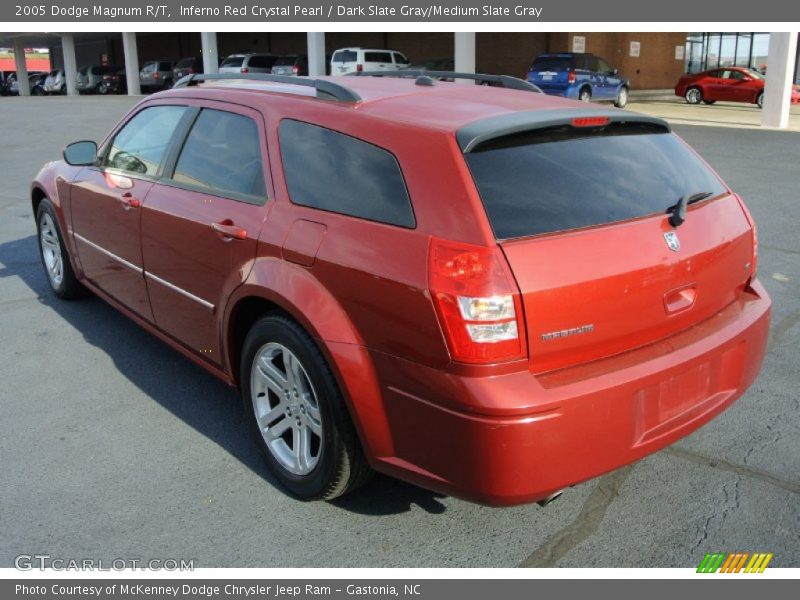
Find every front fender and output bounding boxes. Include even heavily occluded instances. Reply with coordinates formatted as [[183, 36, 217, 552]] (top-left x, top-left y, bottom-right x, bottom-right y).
[[222, 257, 396, 461], [31, 161, 82, 274]]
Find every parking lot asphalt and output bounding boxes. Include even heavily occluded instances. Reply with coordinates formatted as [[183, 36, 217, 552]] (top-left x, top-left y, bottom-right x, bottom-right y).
[[1, 96, 798, 568]]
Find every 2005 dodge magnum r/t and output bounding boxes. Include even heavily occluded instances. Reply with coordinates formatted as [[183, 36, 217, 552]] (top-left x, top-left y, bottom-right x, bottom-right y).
[[31, 72, 770, 506]]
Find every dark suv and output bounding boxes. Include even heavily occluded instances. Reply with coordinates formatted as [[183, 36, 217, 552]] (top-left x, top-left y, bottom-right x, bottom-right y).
[[32, 72, 769, 506], [527, 52, 629, 107]]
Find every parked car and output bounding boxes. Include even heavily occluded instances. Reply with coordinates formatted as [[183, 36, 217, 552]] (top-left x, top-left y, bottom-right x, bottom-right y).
[[43, 69, 66, 94], [29, 72, 47, 96], [0, 71, 13, 95], [675, 67, 800, 108], [173, 57, 204, 81], [32, 72, 770, 506], [139, 60, 175, 92], [77, 65, 122, 94], [98, 68, 126, 95], [219, 53, 277, 74], [526, 52, 629, 107], [330, 47, 410, 74], [271, 55, 309, 76]]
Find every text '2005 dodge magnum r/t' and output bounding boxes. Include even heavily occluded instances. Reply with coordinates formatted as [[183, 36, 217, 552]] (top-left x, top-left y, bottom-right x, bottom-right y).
[[32, 71, 770, 506]]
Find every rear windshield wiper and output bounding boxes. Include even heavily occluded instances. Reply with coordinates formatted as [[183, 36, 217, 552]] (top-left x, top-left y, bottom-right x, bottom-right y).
[[667, 191, 713, 227]]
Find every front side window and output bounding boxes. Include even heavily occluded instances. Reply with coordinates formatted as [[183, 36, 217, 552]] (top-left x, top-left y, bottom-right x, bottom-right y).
[[104, 105, 187, 176], [172, 109, 266, 202], [596, 58, 613, 73], [279, 120, 414, 228]]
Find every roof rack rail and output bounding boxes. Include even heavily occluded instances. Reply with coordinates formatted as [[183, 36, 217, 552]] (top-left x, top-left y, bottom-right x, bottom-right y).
[[174, 73, 362, 103], [349, 70, 543, 93]]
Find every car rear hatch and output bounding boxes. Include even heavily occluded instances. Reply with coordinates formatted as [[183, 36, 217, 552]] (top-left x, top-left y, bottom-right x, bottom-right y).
[[459, 110, 755, 373], [527, 54, 579, 94]]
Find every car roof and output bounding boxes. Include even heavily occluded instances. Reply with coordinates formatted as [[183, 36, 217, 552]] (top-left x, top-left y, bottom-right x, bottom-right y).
[[158, 75, 656, 137]]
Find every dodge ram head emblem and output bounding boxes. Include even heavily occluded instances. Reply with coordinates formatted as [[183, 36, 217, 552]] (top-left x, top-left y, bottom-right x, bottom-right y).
[[664, 231, 681, 252]]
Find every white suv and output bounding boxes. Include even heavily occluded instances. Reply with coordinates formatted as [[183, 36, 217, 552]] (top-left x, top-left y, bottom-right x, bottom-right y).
[[330, 48, 410, 75]]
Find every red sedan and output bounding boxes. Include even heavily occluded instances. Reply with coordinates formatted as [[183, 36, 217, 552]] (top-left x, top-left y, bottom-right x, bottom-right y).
[[676, 66, 800, 107]]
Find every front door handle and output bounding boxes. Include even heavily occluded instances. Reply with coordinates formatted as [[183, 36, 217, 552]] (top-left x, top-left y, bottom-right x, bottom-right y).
[[212, 220, 247, 241], [120, 192, 141, 209]]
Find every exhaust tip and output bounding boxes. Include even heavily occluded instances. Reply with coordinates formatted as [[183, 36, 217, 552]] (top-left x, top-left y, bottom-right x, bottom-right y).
[[536, 490, 564, 507]]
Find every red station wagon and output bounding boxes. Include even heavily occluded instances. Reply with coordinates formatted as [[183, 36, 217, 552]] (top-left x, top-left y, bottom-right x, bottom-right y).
[[32, 72, 771, 506]]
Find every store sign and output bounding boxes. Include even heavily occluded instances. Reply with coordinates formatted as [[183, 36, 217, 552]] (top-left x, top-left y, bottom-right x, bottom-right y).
[[572, 35, 586, 52], [675, 45, 685, 60], [629, 41, 641, 57]]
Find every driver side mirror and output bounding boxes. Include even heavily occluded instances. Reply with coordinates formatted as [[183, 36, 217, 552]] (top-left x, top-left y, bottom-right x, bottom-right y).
[[63, 140, 97, 166], [610, 68, 619, 76]]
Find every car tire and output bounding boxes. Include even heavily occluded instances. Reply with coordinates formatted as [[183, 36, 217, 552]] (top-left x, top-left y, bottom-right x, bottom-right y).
[[685, 87, 703, 104], [757, 92, 764, 108], [614, 86, 628, 108], [241, 313, 373, 501], [703, 99, 716, 105], [578, 87, 592, 102], [36, 200, 88, 300]]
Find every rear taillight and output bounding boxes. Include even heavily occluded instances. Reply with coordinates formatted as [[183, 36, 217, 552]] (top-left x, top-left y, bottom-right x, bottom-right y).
[[241, 67, 249, 74], [734, 193, 758, 281], [153, 72, 160, 79], [428, 238, 526, 364], [356, 64, 363, 72], [568, 69, 576, 84], [292, 65, 300, 74]]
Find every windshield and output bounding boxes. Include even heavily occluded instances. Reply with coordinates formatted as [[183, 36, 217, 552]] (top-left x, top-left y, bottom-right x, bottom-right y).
[[464, 125, 727, 239]]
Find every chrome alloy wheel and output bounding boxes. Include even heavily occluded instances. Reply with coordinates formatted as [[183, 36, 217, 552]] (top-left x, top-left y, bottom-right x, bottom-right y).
[[39, 213, 64, 287], [686, 88, 702, 104], [250, 342, 323, 475]]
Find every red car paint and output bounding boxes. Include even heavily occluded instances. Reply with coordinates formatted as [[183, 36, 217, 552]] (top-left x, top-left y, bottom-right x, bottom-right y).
[[32, 76, 771, 505], [675, 66, 800, 105]]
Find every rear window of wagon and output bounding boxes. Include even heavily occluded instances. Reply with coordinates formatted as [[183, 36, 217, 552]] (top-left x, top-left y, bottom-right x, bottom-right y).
[[464, 125, 727, 239]]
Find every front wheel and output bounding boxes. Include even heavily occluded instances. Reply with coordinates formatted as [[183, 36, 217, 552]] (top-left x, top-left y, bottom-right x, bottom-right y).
[[241, 314, 372, 500], [685, 87, 702, 104], [614, 86, 628, 108], [757, 92, 764, 108], [36, 200, 87, 299]]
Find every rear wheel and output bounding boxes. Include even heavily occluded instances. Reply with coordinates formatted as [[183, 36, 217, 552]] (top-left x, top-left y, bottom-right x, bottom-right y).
[[578, 87, 592, 102], [685, 87, 702, 104], [614, 86, 628, 108], [36, 200, 87, 299], [241, 314, 372, 500], [757, 92, 764, 108]]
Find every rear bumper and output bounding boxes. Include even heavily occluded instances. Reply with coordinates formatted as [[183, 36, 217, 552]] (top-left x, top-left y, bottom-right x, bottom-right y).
[[368, 280, 771, 506]]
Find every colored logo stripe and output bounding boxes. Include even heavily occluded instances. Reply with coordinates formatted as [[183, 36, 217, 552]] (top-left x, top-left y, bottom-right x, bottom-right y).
[[697, 552, 773, 573]]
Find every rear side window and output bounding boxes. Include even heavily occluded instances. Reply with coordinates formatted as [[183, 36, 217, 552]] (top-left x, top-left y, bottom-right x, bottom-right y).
[[464, 125, 727, 239], [172, 109, 266, 202], [104, 105, 187, 176], [279, 120, 414, 228], [332, 50, 357, 63], [364, 52, 393, 63]]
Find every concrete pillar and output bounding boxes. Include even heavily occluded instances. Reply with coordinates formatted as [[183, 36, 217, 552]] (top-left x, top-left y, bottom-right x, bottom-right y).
[[307, 32, 326, 77], [200, 32, 219, 75], [122, 32, 141, 95], [61, 33, 78, 96], [761, 32, 799, 129], [454, 32, 476, 84], [13, 39, 30, 96]]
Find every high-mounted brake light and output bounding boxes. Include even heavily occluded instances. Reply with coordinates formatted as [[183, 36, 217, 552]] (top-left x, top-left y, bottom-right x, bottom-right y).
[[572, 117, 610, 128], [428, 238, 527, 364]]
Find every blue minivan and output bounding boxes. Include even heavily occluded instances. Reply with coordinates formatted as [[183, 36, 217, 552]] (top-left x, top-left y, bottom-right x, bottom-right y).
[[526, 53, 629, 107]]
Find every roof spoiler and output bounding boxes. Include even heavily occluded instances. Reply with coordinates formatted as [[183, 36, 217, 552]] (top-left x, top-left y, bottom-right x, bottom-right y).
[[173, 73, 361, 103], [457, 108, 671, 153]]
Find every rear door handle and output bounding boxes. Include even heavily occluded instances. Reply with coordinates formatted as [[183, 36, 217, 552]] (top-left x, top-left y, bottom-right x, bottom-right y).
[[212, 220, 247, 241], [120, 192, 141, 209]]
